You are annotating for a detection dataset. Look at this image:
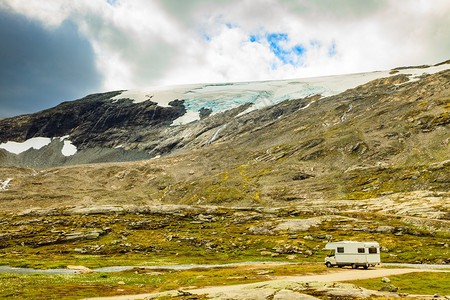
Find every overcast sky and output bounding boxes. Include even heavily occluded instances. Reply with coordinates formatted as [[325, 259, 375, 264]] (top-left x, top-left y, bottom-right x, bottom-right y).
[[1, 0, 449, 119]]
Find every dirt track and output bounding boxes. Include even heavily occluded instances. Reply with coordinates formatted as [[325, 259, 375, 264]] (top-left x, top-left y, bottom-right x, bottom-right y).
[[84, 267, 447, 300]]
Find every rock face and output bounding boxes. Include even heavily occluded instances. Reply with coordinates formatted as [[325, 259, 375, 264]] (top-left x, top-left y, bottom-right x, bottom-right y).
[[0, 92, 188, 166], [0, 92, 185, 148]]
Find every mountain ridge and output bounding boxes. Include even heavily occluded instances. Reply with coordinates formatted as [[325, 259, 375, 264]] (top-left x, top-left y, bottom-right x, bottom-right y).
[[0, 62, 448, 168], [0, 61, 448, 211]]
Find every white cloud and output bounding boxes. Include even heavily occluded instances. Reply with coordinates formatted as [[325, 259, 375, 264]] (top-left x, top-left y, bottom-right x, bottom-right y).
[[0, 0, 70, 27], [2, 0, 450, 91]]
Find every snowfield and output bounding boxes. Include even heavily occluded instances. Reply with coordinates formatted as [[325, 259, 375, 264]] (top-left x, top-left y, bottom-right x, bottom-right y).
[[0, 137, 77, 156], [0, 137, 51, 154], [59, 136, 77, 156], [111, 64, 449, 126]]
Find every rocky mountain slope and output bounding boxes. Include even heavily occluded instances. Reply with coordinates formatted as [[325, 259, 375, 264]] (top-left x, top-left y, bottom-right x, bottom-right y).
[[0, 62, 448, 168], [0, 61, 448, 212]]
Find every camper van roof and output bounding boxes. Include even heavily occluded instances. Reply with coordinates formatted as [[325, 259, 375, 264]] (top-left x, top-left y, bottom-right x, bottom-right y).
[[324, 241, 379, 249], [336, 241, 360, 243], [328, 241, 378, 244]]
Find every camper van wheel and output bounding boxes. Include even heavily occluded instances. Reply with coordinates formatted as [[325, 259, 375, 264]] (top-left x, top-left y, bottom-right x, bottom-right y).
[[351, 264, 357, 269], [326, 262, 332, 268]]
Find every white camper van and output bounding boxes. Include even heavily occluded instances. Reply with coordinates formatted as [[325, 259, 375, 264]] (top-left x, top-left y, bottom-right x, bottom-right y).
[[324, 241, 381, 269]]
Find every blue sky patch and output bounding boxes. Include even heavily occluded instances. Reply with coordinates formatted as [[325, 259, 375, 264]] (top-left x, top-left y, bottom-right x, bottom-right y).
[[225, 22, 237, 29], [267, 33, 288, 53], [106, 0, 117, 6], [203, 33, 211, 41], [266, 33, 306, 67], [293, 44, 306, 56], [270, 61, 277, 70], [249, 34, 261, 43], [328, 41, 337, 57]]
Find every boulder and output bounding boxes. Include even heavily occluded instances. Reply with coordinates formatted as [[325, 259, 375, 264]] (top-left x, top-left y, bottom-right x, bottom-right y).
[[380, 284, 399, 292], [248, 222, 275, 235], [381, 277, 391, 283], [63, 230, 105, 242], [65, 206, 124, 215], [376, 226, 395, 234], [66, 265, 94, 274], [273, 244, 302, 254], [275, 217, 322, 232]]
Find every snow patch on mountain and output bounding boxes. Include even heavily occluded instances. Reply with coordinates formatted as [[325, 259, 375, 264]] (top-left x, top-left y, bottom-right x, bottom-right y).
[[394, 63, 450, 84], [0, 178, 13, 191], [111, 86, 198, 107], [61, 140, 77, 156], [58, 135, 77, 156], [0, 137, 51, 154], [110, 64, 450, 126], [171, 110, 201, 126], [0, 137, 77, 156]]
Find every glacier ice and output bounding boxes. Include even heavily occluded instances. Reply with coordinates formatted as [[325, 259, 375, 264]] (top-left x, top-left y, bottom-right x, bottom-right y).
[[110, 64, 450, 126]]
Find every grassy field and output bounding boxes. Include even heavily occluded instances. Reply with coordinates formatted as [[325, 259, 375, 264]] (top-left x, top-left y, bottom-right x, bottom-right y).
[[2, 264, 449, 299], [0, 263, 326, 299], [0, 208, 448, 299], [0, 208, 448, 270], [348, 272, 450, 296]]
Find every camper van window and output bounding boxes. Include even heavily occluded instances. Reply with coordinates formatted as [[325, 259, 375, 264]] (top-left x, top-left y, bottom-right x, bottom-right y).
[[369, 247, 377, 254], [337, 247, 344, 253], [358, 248, 365, 253]]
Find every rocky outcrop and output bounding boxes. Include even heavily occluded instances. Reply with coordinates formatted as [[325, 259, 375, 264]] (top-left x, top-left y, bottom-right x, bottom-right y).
[[142, 281, 404, 299], [248, 215, 353, 235], [25, 228, 111, 247]]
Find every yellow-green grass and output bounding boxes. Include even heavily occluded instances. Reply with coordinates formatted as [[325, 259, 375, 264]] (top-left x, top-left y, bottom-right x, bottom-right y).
[[0, 263, 326, 299], [349, 272, 450, 295], [0, 210, 448, 269]]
